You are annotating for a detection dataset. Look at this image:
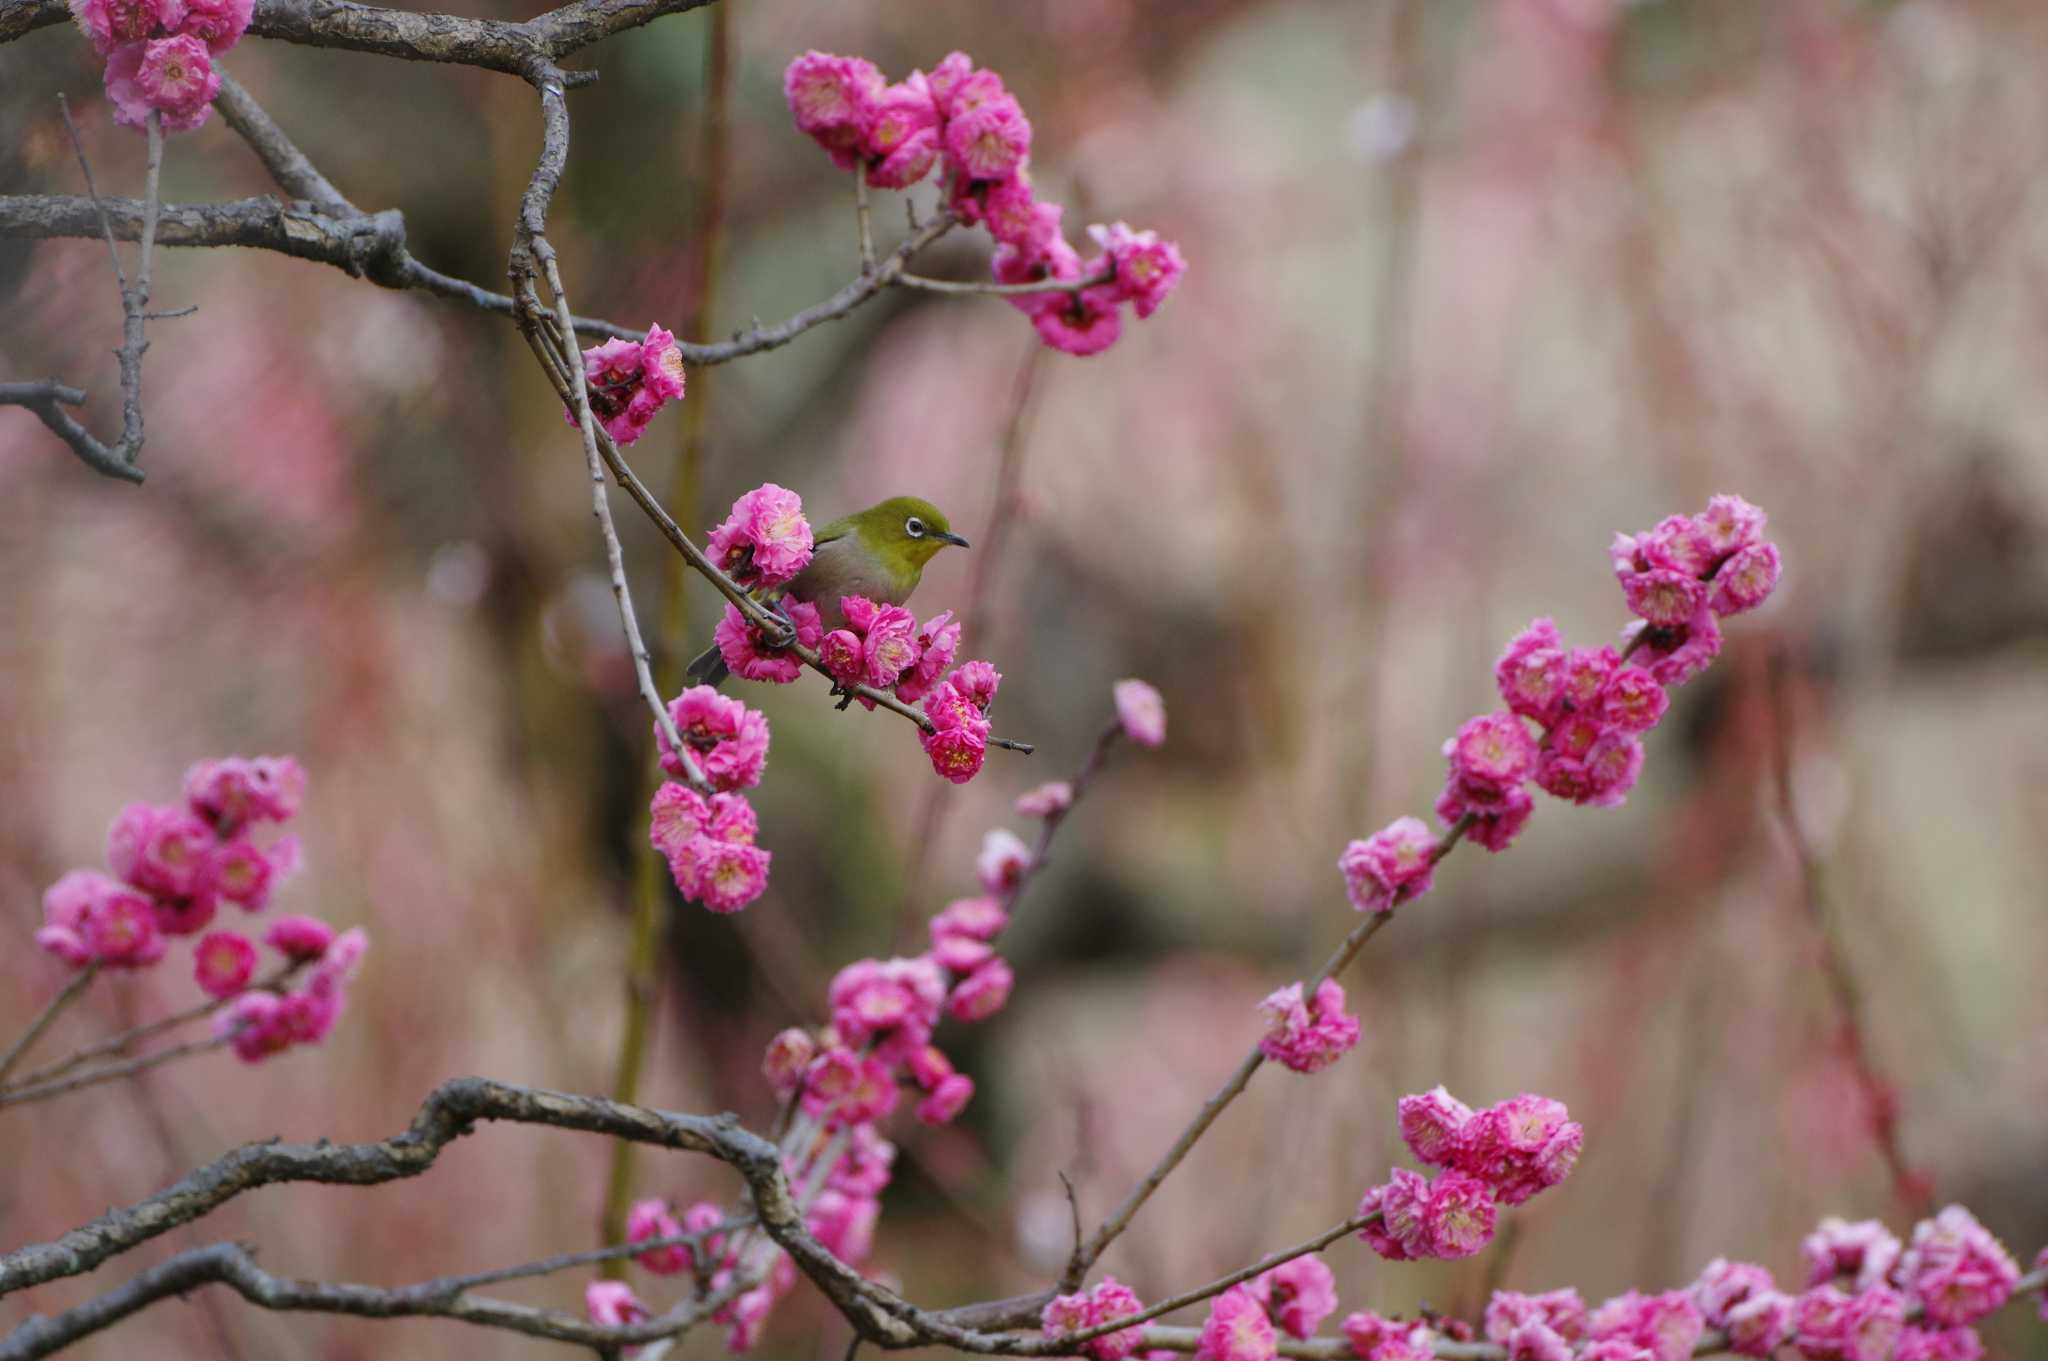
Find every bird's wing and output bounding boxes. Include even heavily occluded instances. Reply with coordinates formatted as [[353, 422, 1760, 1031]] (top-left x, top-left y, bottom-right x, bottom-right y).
[[812, 515, 855, 545]]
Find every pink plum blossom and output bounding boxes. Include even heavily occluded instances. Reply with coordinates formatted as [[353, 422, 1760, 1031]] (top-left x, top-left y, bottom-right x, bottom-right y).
[[1257, 977, 1361, 1074], [1698, 494, 1767, 556], [1622, 604, 1724, 688], [586, 1279, 649, 1347], [922, 723, 989, 784], [915, 1072, 974, 1125], [931, 895, 1009, 942], [1724, 1292, 1795, 1358], [784, 50, 882, 169], [1896, 1206, 2020, 1327], [1497, 617, 1568, 724], [1422, 1170, 1498, 1257], [1398, 1085, 1474, 1166], [1357, 1167, 1431, 1261], [1339, 815, 1437, 912], [1254, 1256, 1339, 1339], [1113, 678, 1166, 747], [1043, 1276, 1147, 1361], [1802, 1218, 1903, 1292], [1486, 1290, 1589, 1344], [184, 755, 304, 830], [657, 686, 769, 791], [707, 484, 813, 592], [1088, 221, 1187, 319], [1599, 666, 1669, 733], [1196, 1285, 1278, 1361], [176, 0, 250, 51], [70, 0, 182, 53], [715, 599, 823, 684], [1034, 287, 1124, 356], [893, 611, 961, 704], [762, 1027, 816, 1091], [626, 1199, 689, 1275], [193, 930, 256, 998], [1711, 542, 1781, 616], [944, 91, 1031, 181], [108, 802, 212, 898], [1436, 779, 1534, 853], [976, 829, 1031, 895], [1014, 781, 1073, 818], [1589, 1291, 1705, 1361], [1446, 711, 1538, 794], [946, 958, 1012, 1022]]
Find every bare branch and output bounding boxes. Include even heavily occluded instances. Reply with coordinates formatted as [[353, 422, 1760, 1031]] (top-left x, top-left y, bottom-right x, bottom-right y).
[[0, 0, 715, 72], [1068, 815, 1475, 1282], [0, 966, 96, 1085], [212, 72, 355, 215], [0, 1033, 227, 1109], [0, 960, 307, 1094]]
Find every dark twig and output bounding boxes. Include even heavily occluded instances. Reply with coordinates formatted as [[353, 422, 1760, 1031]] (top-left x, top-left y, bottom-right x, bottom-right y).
[[0, 101, 167, 481], [1768, 645, 1929, 1215], [0, 966, 97, 1085], [211, 71, 355, 215], [0, 1033, 227, 1109], [1, 961, 306, 1093], [1064, 815, 1475, 1288]]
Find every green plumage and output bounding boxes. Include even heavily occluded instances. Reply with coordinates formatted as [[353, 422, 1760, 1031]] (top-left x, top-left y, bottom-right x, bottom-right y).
[[685, 495, 967, 687]]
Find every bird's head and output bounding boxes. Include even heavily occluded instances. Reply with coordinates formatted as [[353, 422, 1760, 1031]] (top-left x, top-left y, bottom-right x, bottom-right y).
[[848, 496, 970, 574]]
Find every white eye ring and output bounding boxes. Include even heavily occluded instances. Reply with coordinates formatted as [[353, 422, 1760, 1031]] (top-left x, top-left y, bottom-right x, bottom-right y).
[[905, 516, 925, 538]]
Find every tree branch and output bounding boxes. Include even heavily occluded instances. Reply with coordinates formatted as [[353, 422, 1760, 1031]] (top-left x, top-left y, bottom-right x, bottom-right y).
[[0, 0, 716, 71], [0, 966, 96, 1085]]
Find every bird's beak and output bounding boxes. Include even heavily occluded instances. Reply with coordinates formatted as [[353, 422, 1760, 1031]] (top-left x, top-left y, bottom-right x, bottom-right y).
[[934, 530, 971, 548]]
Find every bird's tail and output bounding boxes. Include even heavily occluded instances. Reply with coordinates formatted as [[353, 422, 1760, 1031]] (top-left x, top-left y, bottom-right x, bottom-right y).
[[685, 642, 730, 690]]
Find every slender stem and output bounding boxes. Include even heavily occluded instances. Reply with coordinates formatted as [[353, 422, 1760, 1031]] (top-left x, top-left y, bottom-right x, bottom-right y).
[[1069, 815, 1473, 1279], [3, 962, 304, 1092], [1057, 1214, 1375, 1346], [0, 966, 98, 1085], [855, 162, 875, 272], [0, 1033, 227, 1109], [602, 1, 734, 1257], [896, 343, 1047, 941], [531, 256, 705, 791], [1768, 645, 1927, 1214], [896, 268, 1114, 297]]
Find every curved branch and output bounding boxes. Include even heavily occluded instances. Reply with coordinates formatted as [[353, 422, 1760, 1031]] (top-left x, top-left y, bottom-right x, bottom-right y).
[[0, 1238, 747, 1360], [0, 192, 974, 365], [0, 0, 716, 71]]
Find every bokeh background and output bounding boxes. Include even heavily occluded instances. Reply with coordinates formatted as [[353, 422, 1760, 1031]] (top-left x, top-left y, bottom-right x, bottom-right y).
[[4, 1, 2047, 1358]]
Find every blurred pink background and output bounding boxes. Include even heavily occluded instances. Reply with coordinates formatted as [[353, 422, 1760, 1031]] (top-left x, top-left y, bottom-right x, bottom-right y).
[[3, 1, 2047, 1358]]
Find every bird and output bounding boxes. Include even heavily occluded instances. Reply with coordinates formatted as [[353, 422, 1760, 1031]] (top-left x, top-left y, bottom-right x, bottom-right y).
[[686, 494, 969, 687]]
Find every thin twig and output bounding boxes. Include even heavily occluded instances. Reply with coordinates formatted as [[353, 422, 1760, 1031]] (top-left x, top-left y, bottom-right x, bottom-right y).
[[2, 961, 305, 1092], [1068, 815, 1474, 1281], [896, 268, 1114, 298], [0, 966, 97, 1085], [1768, 643, 1927, 1215], [855, 162, 876, 273], [0, 1033, 227, 1109]]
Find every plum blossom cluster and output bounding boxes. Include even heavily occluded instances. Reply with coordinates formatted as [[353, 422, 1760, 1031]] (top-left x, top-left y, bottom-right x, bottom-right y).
[[782, 50, 1186, 356], [649, 689, 773, 912], [1356, 1087, 1584, 1262], [595, 825, 1047, 1350], [32, 756, 368, 1065], [1341, 497, 1781, 910], [564, 324, 687, 446], [1044, 1276, 1149, 1361], [69, 0, 249, 132], [1198, 1262, 1349, 1361]]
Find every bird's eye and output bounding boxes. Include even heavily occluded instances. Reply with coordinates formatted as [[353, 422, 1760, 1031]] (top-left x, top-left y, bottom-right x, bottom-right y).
[[905, 517, 925, 538]]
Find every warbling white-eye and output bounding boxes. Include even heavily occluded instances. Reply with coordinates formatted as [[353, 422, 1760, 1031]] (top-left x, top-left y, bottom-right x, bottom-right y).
[[687, 495, 968, 687]]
